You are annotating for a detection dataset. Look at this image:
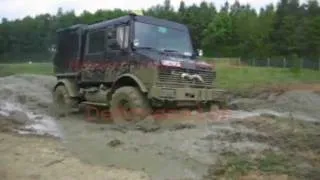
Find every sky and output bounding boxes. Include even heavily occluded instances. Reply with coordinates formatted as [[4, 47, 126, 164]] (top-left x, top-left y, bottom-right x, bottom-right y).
[[0, 0, 306, 21]]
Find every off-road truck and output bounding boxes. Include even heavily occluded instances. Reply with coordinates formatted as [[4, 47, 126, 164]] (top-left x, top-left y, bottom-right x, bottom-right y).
[[52, 13, 225, 124]]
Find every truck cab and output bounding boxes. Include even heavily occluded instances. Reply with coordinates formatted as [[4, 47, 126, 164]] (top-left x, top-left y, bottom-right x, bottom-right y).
[[52, 13, 224, 124]]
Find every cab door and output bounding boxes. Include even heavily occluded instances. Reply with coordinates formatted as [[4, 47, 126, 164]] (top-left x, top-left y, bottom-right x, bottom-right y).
[[104, 24, 131, 82], [81, 28, 107, 82]]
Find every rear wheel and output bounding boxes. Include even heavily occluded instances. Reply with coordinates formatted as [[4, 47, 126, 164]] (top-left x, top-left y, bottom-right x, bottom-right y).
[[110, 86, 151, 124], [52, 85, 79, 116]]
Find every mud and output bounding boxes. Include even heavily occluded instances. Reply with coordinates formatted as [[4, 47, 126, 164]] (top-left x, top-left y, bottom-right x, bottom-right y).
[[0, 132, 150, 180], [0, 114, 23, 133], [0, 74, 320, 180], [228, 90, 320, 122], [205, 117, 320, 180]]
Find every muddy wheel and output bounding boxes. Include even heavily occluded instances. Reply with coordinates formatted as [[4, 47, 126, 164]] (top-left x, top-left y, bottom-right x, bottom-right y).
[[52, 85, 78, 115], [110, 86, 151, 124], [202, 103, 219, 113]]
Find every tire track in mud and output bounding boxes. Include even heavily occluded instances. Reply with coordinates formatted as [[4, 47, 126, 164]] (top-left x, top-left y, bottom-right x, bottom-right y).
[[1, 74, 319, 180]]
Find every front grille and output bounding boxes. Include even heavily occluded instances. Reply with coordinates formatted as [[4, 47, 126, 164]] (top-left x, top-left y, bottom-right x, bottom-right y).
[[157, 67, 216, 88]]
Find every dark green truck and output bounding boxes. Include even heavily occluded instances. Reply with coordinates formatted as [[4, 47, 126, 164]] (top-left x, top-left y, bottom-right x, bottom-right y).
[[52, 13, 225, 124]]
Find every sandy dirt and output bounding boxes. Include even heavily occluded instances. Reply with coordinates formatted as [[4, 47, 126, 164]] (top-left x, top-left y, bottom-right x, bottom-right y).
[[0, 132, 150, 180], [0, 74, 319, 180]]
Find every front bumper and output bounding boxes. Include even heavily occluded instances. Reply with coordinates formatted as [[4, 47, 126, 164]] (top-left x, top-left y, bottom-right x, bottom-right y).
[[148, 86, 226, 102]]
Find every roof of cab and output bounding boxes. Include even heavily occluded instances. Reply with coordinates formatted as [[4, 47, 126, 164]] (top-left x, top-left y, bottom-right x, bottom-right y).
[[57, 14, 189, 33], [87, 15, 131, 30], [135, 15, 187, 31], [87, 15, 188, 31], [56, 24, 87, 33]]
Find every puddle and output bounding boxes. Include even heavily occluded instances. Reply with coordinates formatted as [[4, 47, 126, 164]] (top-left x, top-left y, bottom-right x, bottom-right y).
[[0, 101, 62, 138], [229, 109, 319, 122]]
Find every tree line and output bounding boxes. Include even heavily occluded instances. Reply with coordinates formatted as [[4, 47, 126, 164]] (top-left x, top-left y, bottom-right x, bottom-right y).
[[0, 0, 319, 62]]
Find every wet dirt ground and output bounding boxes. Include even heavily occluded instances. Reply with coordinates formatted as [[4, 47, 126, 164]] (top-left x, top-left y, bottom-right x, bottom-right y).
[[0, 74, 319, 180], [0, 131, 150, 180]]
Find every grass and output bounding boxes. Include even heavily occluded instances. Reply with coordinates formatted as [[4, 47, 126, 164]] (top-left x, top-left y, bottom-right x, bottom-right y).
[[0, 61, 319, 93], [207, 152, 298, 180], [0, 62, 53, 77], [215, 61, 320, 90]]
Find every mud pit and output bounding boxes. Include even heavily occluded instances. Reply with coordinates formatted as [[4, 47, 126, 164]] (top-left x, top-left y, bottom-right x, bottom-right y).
[[0, 74, 319, 180]]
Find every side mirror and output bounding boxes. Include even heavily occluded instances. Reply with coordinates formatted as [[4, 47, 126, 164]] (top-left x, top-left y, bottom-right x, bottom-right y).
[[107, 30, 116, 39], [107, 39, 121, 50], [130, 41, 136, 51]]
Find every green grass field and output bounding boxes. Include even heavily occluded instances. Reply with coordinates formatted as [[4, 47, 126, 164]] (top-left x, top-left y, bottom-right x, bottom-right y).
[[0, 61, 319, 92], [216, 61, 320, 90], [0, 62, 53, 76]]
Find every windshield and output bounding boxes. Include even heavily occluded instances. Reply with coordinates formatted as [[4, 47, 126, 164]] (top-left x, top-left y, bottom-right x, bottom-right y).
[[133, 21, 193, 56]]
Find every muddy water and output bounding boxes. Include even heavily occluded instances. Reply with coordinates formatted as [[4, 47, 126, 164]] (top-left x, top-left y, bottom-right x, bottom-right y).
[[0, 75, 62, 136], [58, 116, 210, 180], [55, 106, 282, 180], [1, 74, 320, 180], [56, 113, 271, 180]]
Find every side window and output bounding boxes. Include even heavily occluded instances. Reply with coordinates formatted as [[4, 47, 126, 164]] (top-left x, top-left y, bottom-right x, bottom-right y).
[[87, 30, 105, 54], [106, 25, 129, 50], [116, 26, 124, 48], [123, 26, 129, 48]]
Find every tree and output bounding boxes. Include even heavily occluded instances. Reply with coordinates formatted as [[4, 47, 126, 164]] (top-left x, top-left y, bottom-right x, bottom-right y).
[[304, 0, 320, 59], [178, 1, 186, 13], [0, 0, 319, 62], [202, 11, 233, 57]]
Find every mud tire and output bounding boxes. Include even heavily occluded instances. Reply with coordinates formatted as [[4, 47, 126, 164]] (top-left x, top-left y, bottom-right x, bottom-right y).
[[202, 103, 219, 113], [110, 86, 151, 125], [52, 85, 79, 116]]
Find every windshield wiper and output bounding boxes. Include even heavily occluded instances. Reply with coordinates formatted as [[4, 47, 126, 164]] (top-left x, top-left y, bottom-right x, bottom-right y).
[[135, 46, 152, 49], [134, 46, 157, 51], [162, 49, 179, 53], [135, 47, 178, 53], [135, 46, 163, 53]]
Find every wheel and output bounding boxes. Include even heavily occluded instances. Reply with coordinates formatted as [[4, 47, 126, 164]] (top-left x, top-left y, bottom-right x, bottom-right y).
[[110, 86, 151, 124], [52, 85, 79, 115], [201, 103, 219, 113]]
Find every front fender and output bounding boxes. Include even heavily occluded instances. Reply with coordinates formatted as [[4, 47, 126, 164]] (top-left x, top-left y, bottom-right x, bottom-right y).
[[53, 79, 79, 97], [112, 74, 148, 93]]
